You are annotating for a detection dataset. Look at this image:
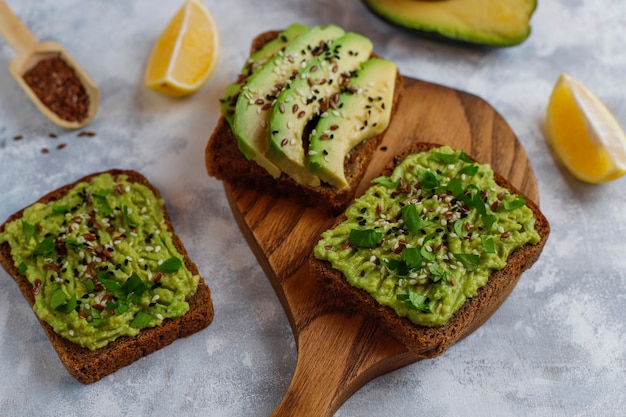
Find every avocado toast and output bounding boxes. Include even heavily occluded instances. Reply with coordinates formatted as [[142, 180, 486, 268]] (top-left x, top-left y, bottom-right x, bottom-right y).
[[0, 170, 214, 384], [310, 143, 550, 356], [206, 24, 403, 212]]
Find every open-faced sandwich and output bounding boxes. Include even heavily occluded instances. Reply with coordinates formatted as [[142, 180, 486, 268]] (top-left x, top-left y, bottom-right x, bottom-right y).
[[0, 170, 214, 383], [310, 143, 550, 356], [206, 23, 403, 212]]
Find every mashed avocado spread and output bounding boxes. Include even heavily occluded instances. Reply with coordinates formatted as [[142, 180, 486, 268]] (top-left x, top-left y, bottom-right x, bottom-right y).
[[0, 173, 199, 350], [314, 146, 540, 327]]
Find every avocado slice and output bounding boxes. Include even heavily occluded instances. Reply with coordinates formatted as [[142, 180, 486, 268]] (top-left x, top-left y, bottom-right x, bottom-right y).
[[308, 58, 397, 188], [232, 24, 345, 178], [363, 0, 537, 47], [267, 32, 373, 187], [221, 23, 309, 126]]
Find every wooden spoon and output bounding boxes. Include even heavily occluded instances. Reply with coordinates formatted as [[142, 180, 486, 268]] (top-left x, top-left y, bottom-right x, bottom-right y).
[[0, 1, 99, 129]]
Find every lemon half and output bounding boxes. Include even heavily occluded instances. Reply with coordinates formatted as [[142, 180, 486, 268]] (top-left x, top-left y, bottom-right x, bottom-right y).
[[546, 73, 626, 183], [145, 0, 220, 97]]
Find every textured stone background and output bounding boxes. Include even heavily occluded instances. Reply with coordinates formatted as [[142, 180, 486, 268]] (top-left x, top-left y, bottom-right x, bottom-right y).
[[1, 1, 624, 416]]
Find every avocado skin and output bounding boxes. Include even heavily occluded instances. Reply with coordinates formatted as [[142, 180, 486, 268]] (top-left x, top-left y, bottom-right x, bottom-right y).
[[363, 0, 537, 47]]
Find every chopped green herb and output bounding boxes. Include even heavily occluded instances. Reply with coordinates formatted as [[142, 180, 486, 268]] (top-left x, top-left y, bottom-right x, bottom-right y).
[[446, 177, 464, 197], [453, 218, 466, 238], [159, 257, 184, 273], [84, 279, 95, 293], [50, 286, 68, 310], [503, 196, 527, 211], [428, 263, 447, 283], [123, 205, 138, 228], [98, 275, 125, 299], [22, 221, 35, 243], [429, 151, 458, 164], [458, 164, 479, 177], [56, 293, 77, 314], [453, 253, 480, 271], [397, 290, 431, 313], [33, 236, 56, 257], [482, 214, 497, 230], [458, 150, 472, 163], [401, 247, 422, 269], [402, 205, 432, 235], [371, 176, 399, 188], [52, 205, 69, 215], [418, 169, 440, 190], [387, 258, 409, 276], [481, 236, 496, 253], [130, 311, 154, 328], [18, 262, 27, 275], [349, 229, 383, 248], [64, 238, 85, 249], [420, 234, 436, 261], [92, 194, 112, 216]]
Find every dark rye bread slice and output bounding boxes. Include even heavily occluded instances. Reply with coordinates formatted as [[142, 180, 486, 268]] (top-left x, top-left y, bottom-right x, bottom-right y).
[[310, 142, 550, 357], [0, 169, 214, 384], [205, 29, 404, 213]]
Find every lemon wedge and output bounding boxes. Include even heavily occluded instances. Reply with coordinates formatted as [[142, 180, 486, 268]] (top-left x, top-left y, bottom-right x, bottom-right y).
[[545, 73, 626, 183], [144, 0, 219, 97]]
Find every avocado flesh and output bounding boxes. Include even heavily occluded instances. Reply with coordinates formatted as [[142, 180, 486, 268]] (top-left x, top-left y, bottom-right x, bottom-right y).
[[233, 24, 345, 178], [364, 0, 537, 47], [221, 23, 309, 126], [267, 32, 373, 187], [308, 58, 397, 189]]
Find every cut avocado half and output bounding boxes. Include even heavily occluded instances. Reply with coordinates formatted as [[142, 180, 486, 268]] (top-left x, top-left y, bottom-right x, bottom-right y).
[[308, 58, 397, 188], [232, 24, 345, 178], [267, 32, 373, 187], [221, 23, 309, 126], [363, 0, 537, 47]]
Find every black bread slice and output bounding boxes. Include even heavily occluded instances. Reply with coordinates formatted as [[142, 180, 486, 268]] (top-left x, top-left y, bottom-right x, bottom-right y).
[[309, 142, 550, 357], [205, 29, 404, 213], [0, 169, 214, 384]]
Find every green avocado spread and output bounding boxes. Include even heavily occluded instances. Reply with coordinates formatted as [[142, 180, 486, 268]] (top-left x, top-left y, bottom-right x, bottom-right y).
[[314, 146, 540, 327], [0, 173, 199, 350]]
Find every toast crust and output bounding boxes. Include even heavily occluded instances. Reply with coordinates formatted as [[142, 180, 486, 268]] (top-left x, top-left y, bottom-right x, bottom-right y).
[[0, 169, 214, 384], [206, 29, 404, 213], [309, 142, 550, 356]]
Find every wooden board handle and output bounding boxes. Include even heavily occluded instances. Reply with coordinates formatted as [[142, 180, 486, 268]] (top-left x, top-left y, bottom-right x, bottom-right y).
[[0, 1, 39, 56]]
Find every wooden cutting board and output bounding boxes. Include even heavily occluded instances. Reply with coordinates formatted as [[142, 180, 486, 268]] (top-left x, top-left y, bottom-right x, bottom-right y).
[[223, 76, 539, 416]]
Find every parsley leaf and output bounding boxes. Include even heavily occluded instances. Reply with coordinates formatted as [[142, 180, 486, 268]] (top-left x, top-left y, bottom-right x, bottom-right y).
[[397, 291, 431, 313], [33, 236, 56, 258], [52, 205, 69, 215], [98, 273, 125, 299], [22, 221, 36, 243], [418, 169, 440, 190], [130, 311, 154, 328], [92, 194, 112, 216], [429, 151, 458, 164], [123, 205, 138, 228], [453, 253, 480, 271], [420, 234, 436, 261], [503, 196, 527, 211], [481, 214, 497, 230], [387, 258, 409, 276], [401, 205, 432, 235], [458, 150, 472, 163], [458, 164, 479, 177], [18, 262, 27, 275], [349, 229, 383, 248], [371, 176, 399, 189], [481, 236, 496, 253], [453, 219, 466, 238], [401, 247, 422, 269]]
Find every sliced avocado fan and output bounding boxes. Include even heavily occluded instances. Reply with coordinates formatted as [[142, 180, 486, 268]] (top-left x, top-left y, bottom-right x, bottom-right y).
[[232, 24, 346, 178], [267, 32, 373, 187]]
